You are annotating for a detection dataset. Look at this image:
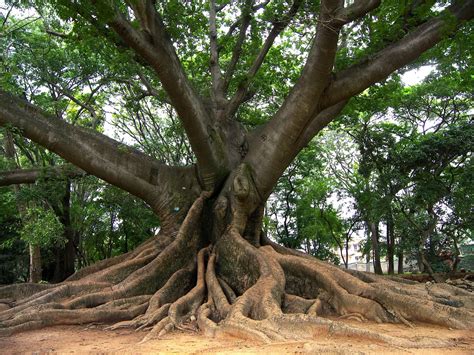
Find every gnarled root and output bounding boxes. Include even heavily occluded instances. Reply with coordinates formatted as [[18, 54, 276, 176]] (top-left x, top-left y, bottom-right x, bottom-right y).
[[0, 193, 209, 337], [1, 193, 473, 348], [195, 229, 473, 347]]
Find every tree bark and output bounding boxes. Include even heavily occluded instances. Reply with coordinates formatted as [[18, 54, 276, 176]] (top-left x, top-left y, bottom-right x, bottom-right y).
[[386, 213, 395, 275], [0, 90, 201, 233], [0, 165, 85, 187], [369, 221, 383, 275], [397, 250, 404, 274], [3, 130, 43, 284], [419, 206, 442, 283], [52, 179, 76, 282], [28, 244, 42, 283]]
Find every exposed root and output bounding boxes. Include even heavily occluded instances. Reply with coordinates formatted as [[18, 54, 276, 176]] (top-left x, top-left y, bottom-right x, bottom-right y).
[[206, 253, 230, 318], [0, 193, 209, 337], [0, 283, 56, 300], [66, 234, 163, 282], [0, 303, 149, 337], [141, 246, 209, 342], [1, 193, 473, 349]]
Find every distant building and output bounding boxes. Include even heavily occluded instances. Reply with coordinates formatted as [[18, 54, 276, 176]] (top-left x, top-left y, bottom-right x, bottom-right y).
[[339, 233, 418, 273]]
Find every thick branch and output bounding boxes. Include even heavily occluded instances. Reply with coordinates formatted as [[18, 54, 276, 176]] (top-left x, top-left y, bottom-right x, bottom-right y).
[[0, 165, 86, 187], [209, 0, 225, 110], [225, 0, 303, 118], [244, 1, 344, 200], [334, 0, 381, 25], [322, 0, 474, 108], [245, 0, 474, 201], [294, 100, 348, 152], [108, 4, 227, 185], [0, 90, 195, 216]]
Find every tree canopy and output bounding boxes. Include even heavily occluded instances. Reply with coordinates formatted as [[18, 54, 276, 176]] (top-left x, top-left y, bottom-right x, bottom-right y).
[[0, 0, 473, 344]]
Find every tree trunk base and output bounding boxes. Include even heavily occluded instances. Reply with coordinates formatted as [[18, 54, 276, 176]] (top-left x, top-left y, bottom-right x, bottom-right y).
[[1, 194, 473, 346]]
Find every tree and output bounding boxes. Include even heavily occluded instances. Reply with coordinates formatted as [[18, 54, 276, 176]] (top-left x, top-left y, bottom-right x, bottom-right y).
[[1, 0, 473, 342], [266, 141, 343, 263]]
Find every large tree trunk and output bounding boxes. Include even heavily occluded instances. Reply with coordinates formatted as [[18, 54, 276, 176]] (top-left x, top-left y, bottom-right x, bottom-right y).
[[1, 179, 473, 344], [1, 0, 474, 343]]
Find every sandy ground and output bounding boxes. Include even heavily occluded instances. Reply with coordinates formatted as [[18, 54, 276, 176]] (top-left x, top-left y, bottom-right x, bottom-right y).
[[1, 321, 473, 354]]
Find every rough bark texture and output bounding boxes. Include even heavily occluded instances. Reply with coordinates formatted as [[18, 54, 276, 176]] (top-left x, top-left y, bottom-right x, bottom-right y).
[[1, 191, 473, 346], [369, 222, 383, 275], [1, 0, 474, 346]]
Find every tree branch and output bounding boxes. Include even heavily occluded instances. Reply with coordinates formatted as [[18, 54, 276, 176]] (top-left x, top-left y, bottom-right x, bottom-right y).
[[45, 29, 68, 39], [209, 0, 225, 112], [244, 0, 344, 200], [294, 100, 348, 152], [322, 0, 474, 108], [225, 0, 304, 118], [0, 90, 187, 208], [222, 0, 253, 94], [334, 0, 381, 25], [0, 165, 86, 187], [105, 1, 228, 186]]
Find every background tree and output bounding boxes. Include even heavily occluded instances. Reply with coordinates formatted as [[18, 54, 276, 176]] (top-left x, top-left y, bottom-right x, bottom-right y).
[[266, 141, 344, 263]]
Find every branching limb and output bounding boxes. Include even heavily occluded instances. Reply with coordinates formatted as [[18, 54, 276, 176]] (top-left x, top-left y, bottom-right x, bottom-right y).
[[0, 90, 194, 227], [225, 0, 304, 118], [322, 0, 474, 108], [334, 0, 381, 25], [222, 0, 253, 94], [295, 100, 348, 152], [108, 3, 227, 184], [0, 165, 86, 187], [244, 1, 344, 201], [209, 0, 225, 114]]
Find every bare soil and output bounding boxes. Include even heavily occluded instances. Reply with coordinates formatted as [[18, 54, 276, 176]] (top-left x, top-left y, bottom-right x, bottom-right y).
[[1, 321, 473, 354]]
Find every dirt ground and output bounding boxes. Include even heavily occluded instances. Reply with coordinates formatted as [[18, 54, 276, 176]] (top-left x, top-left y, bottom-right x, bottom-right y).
[[1, 321, 473, 354]]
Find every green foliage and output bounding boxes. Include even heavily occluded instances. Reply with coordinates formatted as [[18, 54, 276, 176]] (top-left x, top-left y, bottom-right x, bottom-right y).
[[268, 141, 343, 264], [19, 207, 65, 247], [70, 176, 159, 264]]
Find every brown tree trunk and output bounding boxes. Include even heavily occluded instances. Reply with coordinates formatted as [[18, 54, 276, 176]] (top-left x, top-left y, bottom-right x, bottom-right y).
[[52, 179, 76, 282], [420, 206, 442, 283], [4, 131, 44, 284], [451, 233, 461, 273], [386, 214, 395, 275], [419, 243, 438, 281], [369, 221, 383, 275], [397, 250, 404, 274]]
